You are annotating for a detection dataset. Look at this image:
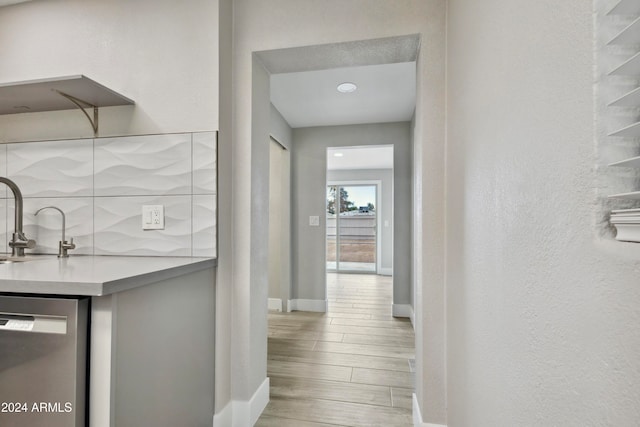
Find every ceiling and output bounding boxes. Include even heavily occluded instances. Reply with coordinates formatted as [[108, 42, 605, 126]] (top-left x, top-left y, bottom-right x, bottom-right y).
[[265, 36, 418, 171], [271, 61, 416, 129], [327, 146, 393, 170]]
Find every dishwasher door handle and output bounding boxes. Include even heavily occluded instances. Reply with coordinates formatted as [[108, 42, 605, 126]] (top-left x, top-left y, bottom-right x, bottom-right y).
[[0, 313, 66, 334]]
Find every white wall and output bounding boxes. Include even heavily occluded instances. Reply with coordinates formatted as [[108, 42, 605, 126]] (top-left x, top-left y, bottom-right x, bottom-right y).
[[215, 0, 234, 420], [413, 3, 447, 424], [446, 0, 640, 425], [0, 0, 218, 142], [270, 104, 293, 151]]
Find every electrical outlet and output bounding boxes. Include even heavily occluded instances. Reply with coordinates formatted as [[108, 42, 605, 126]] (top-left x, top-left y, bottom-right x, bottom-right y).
[[142, 205, 165, 230]]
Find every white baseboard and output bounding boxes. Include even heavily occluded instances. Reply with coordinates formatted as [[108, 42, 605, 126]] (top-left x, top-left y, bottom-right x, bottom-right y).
[[289, 298, 327, 312], [393, 303, 414, 321], [249, 378, 270, 426], [412, 393, 447, 427], [213, 401, 232, 426], [378, 267, 393, 276], [268, 298, 283, 311], [213, 378, 270, 427]]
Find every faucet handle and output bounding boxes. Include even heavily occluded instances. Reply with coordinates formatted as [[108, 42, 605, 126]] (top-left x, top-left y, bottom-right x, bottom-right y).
[[15, 231, 35, 247], [59, 237, 76, 258], [9, 234, 35, 249]]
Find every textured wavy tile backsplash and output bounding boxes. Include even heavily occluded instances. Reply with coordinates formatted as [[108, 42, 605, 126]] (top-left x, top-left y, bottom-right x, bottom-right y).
[[94, 195, 192, 256], [0, 132, 216, 257], [95, 134, 192, 196], [8, 139, 94, 198]]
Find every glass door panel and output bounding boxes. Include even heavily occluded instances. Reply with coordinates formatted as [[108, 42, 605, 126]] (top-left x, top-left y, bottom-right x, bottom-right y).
[[327, 184, 377, 273]]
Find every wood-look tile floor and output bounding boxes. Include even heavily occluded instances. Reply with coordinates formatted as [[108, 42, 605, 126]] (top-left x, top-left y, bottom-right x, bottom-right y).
[[256, 273, 415, 427]]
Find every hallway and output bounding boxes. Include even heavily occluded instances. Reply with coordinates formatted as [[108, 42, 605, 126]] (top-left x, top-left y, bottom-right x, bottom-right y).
[[257, 273, 415, 426]]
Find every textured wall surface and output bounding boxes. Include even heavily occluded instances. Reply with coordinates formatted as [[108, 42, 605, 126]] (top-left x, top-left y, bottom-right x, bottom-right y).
[[0, 132, 216, 257], [446, 0, 640, 425]]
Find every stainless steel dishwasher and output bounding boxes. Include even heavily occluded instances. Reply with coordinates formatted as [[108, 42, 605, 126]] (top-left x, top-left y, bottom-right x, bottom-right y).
[[0, 295, 88, 427]]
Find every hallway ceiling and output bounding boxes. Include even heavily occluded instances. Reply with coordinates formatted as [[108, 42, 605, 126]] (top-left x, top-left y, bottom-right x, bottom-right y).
[[271, 61, 416, 128]]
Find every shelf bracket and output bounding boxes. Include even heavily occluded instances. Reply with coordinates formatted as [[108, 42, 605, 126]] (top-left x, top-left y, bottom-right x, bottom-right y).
[[54, 90, 99, 136]]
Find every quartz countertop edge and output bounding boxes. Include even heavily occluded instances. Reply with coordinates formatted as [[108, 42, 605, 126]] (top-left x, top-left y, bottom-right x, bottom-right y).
[[0, 256, 217, 296]]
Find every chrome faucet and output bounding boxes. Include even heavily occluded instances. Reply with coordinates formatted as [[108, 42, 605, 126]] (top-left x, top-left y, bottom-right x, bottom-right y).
[[34, 206, 75, 258], [0, 177, 35, 257]]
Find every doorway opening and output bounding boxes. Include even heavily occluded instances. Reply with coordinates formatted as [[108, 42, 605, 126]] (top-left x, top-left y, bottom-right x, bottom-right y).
[[325, 144, 393, 277], [257, 35, 417, 426]]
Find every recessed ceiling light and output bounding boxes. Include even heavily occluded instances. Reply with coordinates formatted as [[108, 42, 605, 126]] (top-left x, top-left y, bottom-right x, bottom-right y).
[[336, 82, 357, 93], [333, 152, 344, 157]]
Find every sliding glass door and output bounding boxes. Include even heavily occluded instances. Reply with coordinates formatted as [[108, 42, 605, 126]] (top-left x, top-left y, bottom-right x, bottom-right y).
[[326, 184, 377, 273]]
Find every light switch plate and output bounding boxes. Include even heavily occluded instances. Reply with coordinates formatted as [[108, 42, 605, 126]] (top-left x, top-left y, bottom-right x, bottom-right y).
[[142, 205, 165, 230], [309, 215, 320, 226]]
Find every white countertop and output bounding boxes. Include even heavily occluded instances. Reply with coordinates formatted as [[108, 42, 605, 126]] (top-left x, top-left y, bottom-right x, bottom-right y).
[[0, 255, 216, 296]]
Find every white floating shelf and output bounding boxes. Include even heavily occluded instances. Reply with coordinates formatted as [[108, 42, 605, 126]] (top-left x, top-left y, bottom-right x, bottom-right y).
[[608, 0, 640, 16], [0, 75, 134, 115], [609, 51, 640, 76], [609, 121, 640, 137], [608, 16, 640, 45], [609, 156, 640, 167], [609, 191, 640, 199], [609, 86, 640, 107]]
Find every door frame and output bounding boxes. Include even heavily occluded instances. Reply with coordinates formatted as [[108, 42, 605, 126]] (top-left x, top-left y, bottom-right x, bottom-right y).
[[268, 136, 291, 312]]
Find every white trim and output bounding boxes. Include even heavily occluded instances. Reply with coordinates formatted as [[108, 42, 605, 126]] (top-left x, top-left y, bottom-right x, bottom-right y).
[[213, 378, 270, 427], [378, 267, 393, 276], [249, 378, 270, 426], [393, 303, 414, 321], [412, 393, 447, 427], [268, 298, 283, 311], [89, 294, 117, 427], [212, 401, 232, 427], [288, 298, 327, 312]]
